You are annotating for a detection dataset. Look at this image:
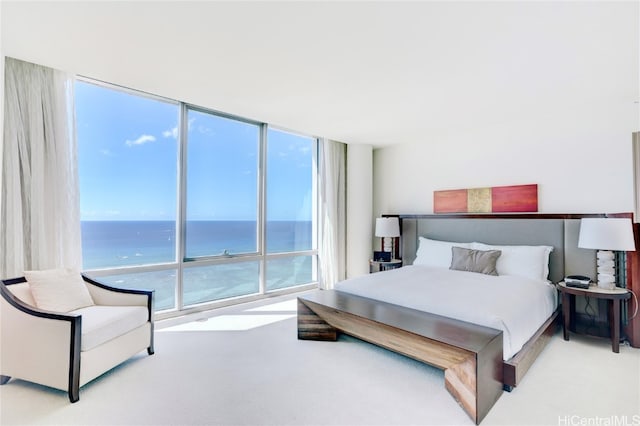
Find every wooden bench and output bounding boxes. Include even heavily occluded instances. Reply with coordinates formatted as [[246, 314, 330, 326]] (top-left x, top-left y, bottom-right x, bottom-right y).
[[298, 290, 504, 424]]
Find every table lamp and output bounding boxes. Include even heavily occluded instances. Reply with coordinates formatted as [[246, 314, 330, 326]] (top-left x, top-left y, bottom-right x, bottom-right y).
[[375, 217, 400, 260], [578, 218, 636, 289]]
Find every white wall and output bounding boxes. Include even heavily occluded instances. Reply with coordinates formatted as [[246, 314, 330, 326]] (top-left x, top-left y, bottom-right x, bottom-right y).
[[0, 2, 4, 222], [346, 144, 373, 278], [635, 133, 640, 222], [373, 100, 638, 217]]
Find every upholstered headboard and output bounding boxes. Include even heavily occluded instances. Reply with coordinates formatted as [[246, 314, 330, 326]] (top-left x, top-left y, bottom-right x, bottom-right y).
[[399, 214, 611, 284]]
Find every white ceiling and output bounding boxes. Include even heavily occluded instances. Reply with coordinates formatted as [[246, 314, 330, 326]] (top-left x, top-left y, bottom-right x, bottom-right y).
[[1, 1, 638, 147]]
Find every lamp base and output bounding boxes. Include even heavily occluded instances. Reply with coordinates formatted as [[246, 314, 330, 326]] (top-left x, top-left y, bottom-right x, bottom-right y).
[[383, 237, 396, 260], [596, 250, 616, 289], [596, 281, 616, 290]]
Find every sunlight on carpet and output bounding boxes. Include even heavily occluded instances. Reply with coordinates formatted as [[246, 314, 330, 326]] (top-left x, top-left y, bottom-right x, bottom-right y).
[[158, 299, 298, 331], [158, 314, 296, 331], [246, 299, 297, 312]]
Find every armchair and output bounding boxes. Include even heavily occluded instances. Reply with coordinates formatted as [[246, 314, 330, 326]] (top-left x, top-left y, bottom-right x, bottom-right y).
[[0, 274, 154, 402]]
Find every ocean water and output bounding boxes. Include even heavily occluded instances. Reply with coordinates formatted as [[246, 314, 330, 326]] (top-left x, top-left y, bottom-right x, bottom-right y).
[[81, 221, 314, 310], [81, 220, 313, 269]]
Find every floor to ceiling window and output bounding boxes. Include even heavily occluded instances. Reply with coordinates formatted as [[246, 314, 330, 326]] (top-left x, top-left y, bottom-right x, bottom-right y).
[[76, 79, 318, 317], [183, 107, 261, 306], [76, 81, 180, 311], [265, 128, 316, 291]]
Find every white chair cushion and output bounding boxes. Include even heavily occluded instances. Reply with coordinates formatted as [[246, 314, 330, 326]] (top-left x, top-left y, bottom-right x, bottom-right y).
[[24, 268, 95, 312], [70, 305, 149, 351]]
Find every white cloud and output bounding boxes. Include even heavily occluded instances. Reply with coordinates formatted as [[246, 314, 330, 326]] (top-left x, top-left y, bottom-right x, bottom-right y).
[[163, 127, 178, 139], [125, 134, 156, 147], [162, 118, 196, 139], [289, 143, 311, 154], [198, 125, 214, 135], [100, 149, 114, 157]]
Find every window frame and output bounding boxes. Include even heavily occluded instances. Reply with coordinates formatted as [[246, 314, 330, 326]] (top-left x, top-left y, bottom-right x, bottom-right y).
[[181, 104, 264, 262], [76, 78, 319, 320]]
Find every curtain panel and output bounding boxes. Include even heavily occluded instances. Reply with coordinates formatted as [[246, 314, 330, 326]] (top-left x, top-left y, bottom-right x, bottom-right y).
[[318, 139, 346, 289], [1, 57, 81, 277]]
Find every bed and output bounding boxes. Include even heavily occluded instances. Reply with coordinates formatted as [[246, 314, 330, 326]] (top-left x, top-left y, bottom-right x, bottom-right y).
[[335, 265, 557, 361], [298, 214, 603, 424]]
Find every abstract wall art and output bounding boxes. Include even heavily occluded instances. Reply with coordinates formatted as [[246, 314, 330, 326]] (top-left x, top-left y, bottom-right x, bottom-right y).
[[434, 184, 538, 214]]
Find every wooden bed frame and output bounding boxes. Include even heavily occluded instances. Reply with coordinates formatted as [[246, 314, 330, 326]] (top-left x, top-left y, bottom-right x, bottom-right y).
[[297, 213, 627, 424], [298, 290, 509, 424]]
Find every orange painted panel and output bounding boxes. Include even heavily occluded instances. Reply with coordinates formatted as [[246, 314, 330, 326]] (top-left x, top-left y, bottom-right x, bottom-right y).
[[491, 184, 538, 212], [434, 189, 468, 213]]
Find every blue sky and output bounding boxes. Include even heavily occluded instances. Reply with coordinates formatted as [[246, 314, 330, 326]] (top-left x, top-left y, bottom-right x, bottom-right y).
[[76, 80, 314, 222]]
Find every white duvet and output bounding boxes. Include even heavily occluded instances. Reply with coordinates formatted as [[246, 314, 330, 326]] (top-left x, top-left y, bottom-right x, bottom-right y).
[[335, 265, 558, 360]]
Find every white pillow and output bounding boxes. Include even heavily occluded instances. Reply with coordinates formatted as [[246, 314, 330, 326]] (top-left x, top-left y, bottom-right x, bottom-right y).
[[24, 268, 95, 312], [413, 237, 471, 268], [471, 242, 553, 281]]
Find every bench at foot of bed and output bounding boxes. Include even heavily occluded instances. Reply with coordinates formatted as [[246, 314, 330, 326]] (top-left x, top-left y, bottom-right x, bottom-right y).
[[298, 290, 504, 425]]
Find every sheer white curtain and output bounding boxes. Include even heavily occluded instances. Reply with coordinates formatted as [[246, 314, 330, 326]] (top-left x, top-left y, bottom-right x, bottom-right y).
[[318, 139, 346, 289], [1, 57, 81, 278]]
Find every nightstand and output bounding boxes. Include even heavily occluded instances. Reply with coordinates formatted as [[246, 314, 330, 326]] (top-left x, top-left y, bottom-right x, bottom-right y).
[[369, 259, 402, 273], [557, 281, 631, 353]]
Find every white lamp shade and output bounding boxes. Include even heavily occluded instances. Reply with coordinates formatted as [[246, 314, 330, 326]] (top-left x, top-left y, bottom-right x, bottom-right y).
[[375, 217, 400, 238], [578, 218, 636, 251]]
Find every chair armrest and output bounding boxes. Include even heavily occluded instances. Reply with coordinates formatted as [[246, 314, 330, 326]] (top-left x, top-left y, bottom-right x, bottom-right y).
[[0, 281, 81, 392], [82, 275, 154, 320], [1, 278, 80, 322]]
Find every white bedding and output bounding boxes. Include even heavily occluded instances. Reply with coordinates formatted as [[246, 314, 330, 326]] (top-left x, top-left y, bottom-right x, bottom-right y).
[[335, 265, 558, 360]]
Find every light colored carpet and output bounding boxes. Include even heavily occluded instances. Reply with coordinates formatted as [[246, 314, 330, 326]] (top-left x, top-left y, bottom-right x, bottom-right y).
[[1, 293, 639, 426]]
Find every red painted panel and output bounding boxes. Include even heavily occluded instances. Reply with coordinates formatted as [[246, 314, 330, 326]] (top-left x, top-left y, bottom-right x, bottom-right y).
[[491, 184, 538, 212], [434, 189, 468, 213]]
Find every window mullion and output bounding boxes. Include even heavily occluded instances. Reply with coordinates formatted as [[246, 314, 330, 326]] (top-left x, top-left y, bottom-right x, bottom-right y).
[[258, 123, 268, 294], [176, 102, 189, 311]]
